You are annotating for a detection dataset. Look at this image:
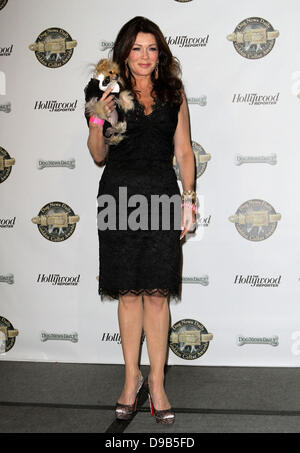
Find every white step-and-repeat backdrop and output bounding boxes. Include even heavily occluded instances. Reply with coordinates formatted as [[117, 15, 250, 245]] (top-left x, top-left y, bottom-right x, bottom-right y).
[[1, 0, 300, 366]]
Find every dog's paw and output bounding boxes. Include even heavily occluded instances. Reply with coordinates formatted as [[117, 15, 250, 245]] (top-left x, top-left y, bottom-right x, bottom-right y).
[[85, 97, 108, 120], [108, 134, 124, 145], [94, 99, 109, 119], [114, 121, 127, 134]]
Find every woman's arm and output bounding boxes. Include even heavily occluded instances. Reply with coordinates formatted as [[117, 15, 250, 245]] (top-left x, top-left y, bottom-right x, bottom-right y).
[[87, 123, 109, 164], [173, 91, 195, 193], [86, 85, 116, 164], [173, 90, 196, 239]]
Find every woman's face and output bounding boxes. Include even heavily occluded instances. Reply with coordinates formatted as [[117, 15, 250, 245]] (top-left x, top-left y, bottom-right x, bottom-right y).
[[127, 32, 159, 79]]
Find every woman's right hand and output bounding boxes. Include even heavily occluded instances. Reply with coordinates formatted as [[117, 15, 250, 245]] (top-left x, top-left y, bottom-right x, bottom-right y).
[[87, 85, 116, 162], [101, 83, 117, 116], [90, 84, 117, 126]]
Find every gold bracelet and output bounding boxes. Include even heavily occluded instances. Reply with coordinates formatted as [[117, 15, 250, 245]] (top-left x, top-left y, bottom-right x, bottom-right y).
[[181, 190, 197, 203]]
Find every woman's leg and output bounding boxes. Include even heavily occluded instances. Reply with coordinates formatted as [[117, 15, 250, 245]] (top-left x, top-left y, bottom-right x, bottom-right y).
[[143, 294, 171, 410], [117, 293, 144, 404]]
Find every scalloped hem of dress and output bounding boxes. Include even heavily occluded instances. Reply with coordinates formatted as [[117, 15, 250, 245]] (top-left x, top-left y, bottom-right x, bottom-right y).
[[99, 288, 181, 302]]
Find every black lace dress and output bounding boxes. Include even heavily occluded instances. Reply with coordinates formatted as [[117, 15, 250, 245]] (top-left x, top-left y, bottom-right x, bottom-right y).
[[97, 95, 182, 301]]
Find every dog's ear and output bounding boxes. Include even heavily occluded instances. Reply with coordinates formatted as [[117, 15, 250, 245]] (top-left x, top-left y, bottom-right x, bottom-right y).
[[111, 61, 120, 73], [95, 58, 108, 76], [96, 58, 107, 67]]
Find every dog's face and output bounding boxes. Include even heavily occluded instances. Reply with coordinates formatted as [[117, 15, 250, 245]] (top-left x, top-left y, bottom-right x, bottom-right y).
[[95, 59, 120, 87]]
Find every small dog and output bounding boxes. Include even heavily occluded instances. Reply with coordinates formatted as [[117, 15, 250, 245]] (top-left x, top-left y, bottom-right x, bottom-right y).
[[84, 59, 134, 145]]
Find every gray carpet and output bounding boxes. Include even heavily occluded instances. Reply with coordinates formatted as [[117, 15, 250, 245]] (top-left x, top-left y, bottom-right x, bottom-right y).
[[0, 361, 300, 433]]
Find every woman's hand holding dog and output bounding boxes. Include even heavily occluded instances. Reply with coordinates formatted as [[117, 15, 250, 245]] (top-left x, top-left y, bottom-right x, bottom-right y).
[[89, 85, 116, 129], [87, 84, 116, 163], [101, 84, 116, 117]]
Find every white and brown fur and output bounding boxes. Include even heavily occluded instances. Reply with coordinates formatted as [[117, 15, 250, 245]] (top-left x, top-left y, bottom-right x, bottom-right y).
[[84, 59, 134, 145]]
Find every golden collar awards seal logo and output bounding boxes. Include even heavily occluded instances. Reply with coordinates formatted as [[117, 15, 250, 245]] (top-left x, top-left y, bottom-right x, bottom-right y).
[[227, 17, 279, 59], [0, 146, 15, 183], [31, 201, 80, 242], [229, 199, 281, 241], [0, 0, 8, 11], [173, 141, 211, 180], [29, 28, 77, 68], [169, 319, 213, 360], [0, 316, 19, 354]]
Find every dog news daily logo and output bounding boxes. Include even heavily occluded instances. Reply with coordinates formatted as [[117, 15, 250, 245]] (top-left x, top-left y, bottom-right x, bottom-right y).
[[237, 335, 279, 347], [229, 199, 281, 241], [41, 332, 78, 343], [31, 202, 80, 242], [227, 17, 279, 59], [0, 273, 14, 284], [169, 319, 213, 360], [0, 146, 15, 183], [182, 275, 209, 286], [235, 153, 277, 166], [0, 316, 19, 354], [29, 28, 77, 68], [37, 158, 75, 170], [0, 0, 8, 11], [187, 96, 207, 107]]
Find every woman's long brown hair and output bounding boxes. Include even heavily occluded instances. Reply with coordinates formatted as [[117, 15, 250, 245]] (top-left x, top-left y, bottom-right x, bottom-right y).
[[112, 16, 183, 106]]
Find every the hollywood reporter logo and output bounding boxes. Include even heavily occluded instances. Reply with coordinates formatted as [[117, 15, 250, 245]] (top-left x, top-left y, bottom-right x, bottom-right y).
[[165, 35, 209, 48], [34, 100, 78, 112], [0, 45, 13, 56]]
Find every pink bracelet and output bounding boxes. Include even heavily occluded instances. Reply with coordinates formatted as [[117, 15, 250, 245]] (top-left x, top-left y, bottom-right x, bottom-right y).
[[181, 201, 198, 213], [89, 116, 104, 126]]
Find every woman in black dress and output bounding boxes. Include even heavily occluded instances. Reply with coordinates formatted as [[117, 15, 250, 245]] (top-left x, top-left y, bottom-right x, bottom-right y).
[[87, 17, 196, 424]]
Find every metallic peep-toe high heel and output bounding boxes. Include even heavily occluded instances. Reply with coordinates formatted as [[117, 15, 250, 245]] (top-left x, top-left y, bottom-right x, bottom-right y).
[[145, 378, 175, 425], [115, 374, 144, 420]]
